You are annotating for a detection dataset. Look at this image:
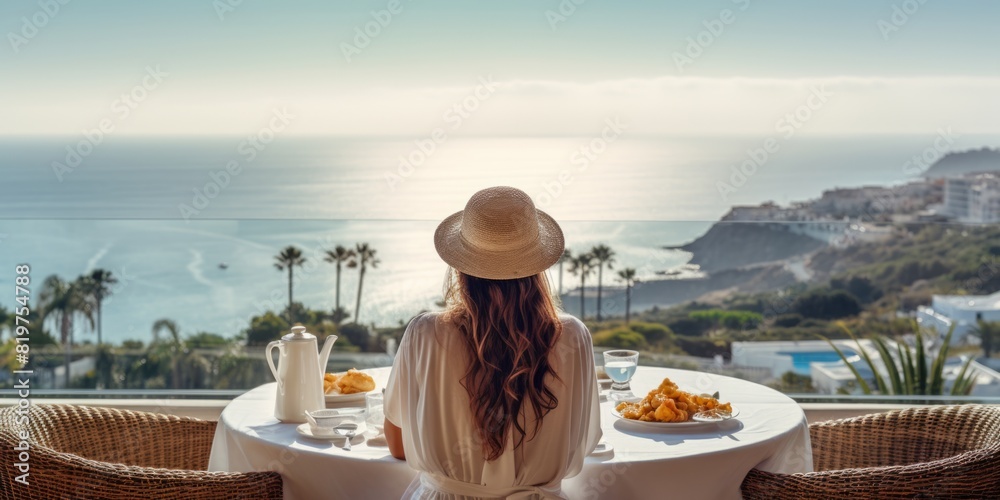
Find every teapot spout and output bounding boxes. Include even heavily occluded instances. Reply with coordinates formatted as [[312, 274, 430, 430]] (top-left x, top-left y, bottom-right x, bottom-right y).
[[319, 334, 337, 375]]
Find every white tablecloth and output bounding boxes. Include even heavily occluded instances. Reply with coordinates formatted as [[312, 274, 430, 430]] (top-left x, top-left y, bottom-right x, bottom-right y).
[[208, 367, 812, 499]]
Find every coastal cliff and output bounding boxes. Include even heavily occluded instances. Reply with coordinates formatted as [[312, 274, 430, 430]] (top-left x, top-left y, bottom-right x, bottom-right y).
[[672, 222, 826, 273], [560, 264, 797, 318], [924, 148, 1000, 178]]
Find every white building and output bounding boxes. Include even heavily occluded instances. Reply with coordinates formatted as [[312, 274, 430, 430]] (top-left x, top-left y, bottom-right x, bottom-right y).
[[917, 290, 1000, 344], [969, 178, 1000, 223], [942, 173, 1000, 222], [943, 176, 973, 219]]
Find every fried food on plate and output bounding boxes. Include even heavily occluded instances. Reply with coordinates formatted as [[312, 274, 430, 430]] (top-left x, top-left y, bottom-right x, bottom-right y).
[[323, 373, 340, 394], [324, 368, 376, 395], [615, 376, 732, 423]]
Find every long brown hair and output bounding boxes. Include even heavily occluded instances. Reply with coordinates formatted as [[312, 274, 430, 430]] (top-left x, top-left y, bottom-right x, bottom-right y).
[[442, 268, 563, 461]]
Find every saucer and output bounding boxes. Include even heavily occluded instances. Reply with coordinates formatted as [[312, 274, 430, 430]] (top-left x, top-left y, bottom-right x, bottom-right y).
[[296, 423, 341, 441]]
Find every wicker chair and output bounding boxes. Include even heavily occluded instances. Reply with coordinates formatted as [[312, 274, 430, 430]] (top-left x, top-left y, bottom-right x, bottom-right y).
[[0, 404, 282, 499], [741, 405, 1000, 499]]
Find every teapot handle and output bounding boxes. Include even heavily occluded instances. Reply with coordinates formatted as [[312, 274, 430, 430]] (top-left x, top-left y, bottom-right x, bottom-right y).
[[266, 340, 283, 393]]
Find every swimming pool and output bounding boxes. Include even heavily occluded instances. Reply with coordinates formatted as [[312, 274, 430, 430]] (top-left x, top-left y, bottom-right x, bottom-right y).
[[778, 350, 856, 375]]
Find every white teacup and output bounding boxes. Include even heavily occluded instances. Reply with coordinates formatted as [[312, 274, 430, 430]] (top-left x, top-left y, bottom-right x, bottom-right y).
[[305, 408, 366, 436]]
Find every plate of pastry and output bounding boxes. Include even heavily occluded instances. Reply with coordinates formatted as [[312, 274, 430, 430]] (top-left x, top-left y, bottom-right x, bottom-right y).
[[324, 368, 377, 403], [611, 377, 738, 430]]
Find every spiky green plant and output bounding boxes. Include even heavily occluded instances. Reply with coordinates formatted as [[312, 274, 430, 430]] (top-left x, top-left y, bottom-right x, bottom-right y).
[[820, 321, 976, 396]]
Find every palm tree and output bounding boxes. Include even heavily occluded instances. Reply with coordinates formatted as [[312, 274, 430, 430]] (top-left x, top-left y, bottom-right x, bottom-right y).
[[348, 243, 380, 324], [568, 252, 595, 319], [150, 318, 210, 390], [324, 245, 356, 322], [39, 275, 94, 388], [94, 343, 116, 389], [151, 318, 183, 389], [274, 246, 306, 323], [590, 244, 616, 321], [617, 268, 638, 324], [557, 249, 572, 296], [78, 269, 117, 345]]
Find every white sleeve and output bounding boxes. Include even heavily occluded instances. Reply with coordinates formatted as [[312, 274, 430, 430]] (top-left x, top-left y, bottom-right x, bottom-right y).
[[581, 322, 602, 455], [565, 319, 602, 478], [384, 314, 420, 428]]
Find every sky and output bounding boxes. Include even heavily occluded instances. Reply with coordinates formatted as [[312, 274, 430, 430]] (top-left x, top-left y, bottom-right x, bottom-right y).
[[2, 0, 1000, 136]]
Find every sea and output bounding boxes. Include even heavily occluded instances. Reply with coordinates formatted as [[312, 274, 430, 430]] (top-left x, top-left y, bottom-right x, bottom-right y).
[[2, 134, 998, 344]]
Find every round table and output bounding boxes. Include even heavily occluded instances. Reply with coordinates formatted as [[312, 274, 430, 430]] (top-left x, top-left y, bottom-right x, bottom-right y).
[[208, 367, 812, 499]]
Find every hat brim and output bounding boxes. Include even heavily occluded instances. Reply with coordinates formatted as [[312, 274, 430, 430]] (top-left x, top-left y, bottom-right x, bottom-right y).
[[434, 209, 565, 280]]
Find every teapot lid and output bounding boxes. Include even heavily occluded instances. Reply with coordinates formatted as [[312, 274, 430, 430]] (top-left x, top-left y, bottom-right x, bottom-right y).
[[281, 325, 316, 342]]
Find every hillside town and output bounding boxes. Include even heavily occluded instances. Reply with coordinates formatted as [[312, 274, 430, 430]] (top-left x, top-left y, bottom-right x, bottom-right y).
[[699, 158, 1000, 396]]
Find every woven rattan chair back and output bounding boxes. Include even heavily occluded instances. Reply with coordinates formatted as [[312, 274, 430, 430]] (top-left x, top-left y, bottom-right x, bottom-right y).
[[741, 404, 1000, 500], [0, 404, 283, 500]]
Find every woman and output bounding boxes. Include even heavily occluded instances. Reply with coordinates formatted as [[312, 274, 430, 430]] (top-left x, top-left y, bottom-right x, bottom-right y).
[[384, 186, 602, 499]]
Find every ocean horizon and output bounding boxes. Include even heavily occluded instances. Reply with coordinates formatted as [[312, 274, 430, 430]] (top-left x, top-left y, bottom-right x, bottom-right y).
[[3, 134, 999, 344]]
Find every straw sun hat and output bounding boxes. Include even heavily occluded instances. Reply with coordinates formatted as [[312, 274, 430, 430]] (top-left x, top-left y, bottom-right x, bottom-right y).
[[434, 186, 565, 280]]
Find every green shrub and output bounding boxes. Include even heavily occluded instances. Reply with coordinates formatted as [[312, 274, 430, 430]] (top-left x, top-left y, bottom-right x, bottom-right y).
[[689, 309, 763, 330], [793, 289, 861, 320], [592, 327, 648, 350], [244, 312, 289, 346], [668, 317, 708, 336], [774, 313, 803, 327], [628, 322, 673, 344], [337, 323, 373, 351], [674, 336, 728, 358], [830, 276, 883, 304]]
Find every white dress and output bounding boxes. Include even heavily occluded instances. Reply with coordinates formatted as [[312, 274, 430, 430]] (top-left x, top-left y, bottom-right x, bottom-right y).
[[384, 311, 602, 500]]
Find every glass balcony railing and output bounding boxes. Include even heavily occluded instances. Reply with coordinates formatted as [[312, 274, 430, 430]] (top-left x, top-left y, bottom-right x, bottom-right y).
[[2, 218, 998, 402]]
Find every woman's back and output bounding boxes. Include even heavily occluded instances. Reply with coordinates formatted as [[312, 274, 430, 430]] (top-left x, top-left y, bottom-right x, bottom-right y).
[[385, 311, 601, 499]]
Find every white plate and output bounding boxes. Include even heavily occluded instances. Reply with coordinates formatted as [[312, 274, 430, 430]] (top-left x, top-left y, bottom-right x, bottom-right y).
[[611, 406, 739, 430], [324, 373, 379, 404], [296, 423, 342, 441], [324, 391, 371, 404]]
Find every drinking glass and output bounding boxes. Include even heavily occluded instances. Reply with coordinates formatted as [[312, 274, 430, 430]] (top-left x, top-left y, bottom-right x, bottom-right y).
[[365, 391, 385, 436], [602, 350, 639, 401]]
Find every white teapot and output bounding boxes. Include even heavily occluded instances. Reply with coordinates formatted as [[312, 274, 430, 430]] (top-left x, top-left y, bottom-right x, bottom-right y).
[[266, 325, 337, 423]]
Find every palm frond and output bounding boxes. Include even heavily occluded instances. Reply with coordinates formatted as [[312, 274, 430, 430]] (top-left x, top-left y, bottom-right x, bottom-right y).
[[821, 333, 872, 394], [871, 335, 903, 394], [837, 322, 888, 394], [915, 325, 927, 394]]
